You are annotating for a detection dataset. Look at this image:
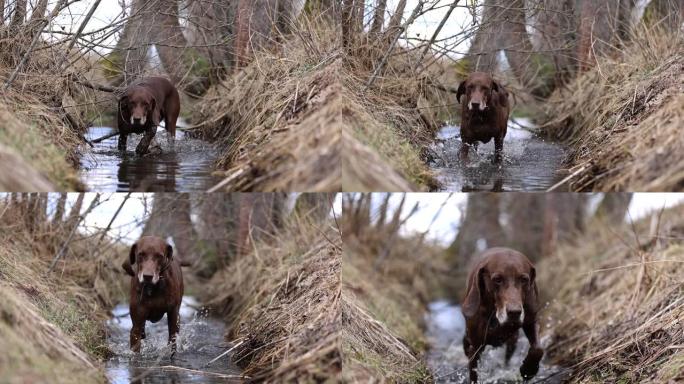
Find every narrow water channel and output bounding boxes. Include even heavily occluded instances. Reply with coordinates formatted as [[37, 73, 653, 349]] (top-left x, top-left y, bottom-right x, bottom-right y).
[[425, 300, 568, 383], [428, 119, 567, 192], [82, 124, 222, 192], [106, 296, 243, 383]]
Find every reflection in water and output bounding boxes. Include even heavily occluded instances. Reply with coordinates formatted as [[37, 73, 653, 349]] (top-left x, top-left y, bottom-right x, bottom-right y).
[[82, 126, 222, 192], [106, 296, 242, 384], [429, 119, 567, 192], [426, 300, 567, 384]]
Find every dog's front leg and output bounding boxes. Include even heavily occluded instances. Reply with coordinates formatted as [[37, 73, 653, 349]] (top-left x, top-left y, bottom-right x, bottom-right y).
[[520, 320, 543, 380], [118, 133, 128, 151], [136, 127, 156, 155], [494, 136, 504, 164], [464, 335, 483, 383], [167, 306, 180, 353], [130, 321, 144, 352]]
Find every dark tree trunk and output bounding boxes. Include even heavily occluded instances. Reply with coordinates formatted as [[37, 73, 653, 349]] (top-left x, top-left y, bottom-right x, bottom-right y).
[[9, 0, 26, 28], [643, 0, 684, 29], [594, 193, 633, 223], [370, 0, 387, 36], [142, 194, 200, 265], [449, 194, 505, 269], [295, 193, 335, 221]]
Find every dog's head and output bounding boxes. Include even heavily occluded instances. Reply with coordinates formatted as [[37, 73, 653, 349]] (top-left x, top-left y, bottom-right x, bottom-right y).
[[128, 236, 173, 285], [462, 248, 538, 325], [119, 87, 158, 128], [456, 72, 502, 112]]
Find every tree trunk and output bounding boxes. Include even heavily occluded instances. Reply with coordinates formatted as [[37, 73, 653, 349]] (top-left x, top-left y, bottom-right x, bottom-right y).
[[448, 194, 505, 269], [465, 0, 503, 73], [370, 0, 387, 36], [295, 193, 334, 222], [142, 194, 200, 265], [594, 193, 633, 223], [342, 0, 355, 47], [106, 0, 155, 86], [643, 0, 684, 29], [29, 0, 48, 22], [530, 0, 577, 83], [64, 193, 85, 235], [53, 193, 67, 224], [503, 194, 547, 261], [576, 0, 631, 71], [233, 0, 254, 67], [185, 0, 235, 74], [9, 0, 26, 28]]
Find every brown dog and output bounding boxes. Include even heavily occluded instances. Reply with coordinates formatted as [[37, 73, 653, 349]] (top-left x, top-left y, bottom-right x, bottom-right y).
[[122, 236, 184, 352], [461, 247, 543, 383], [117, 77, 180, 155], [456, 72, 510, 164]]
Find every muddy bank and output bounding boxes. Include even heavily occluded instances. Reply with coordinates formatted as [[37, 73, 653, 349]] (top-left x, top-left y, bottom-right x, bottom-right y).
[[204, 219, 342, 381], [82, 124, 222, 192], [106, 296, 242, 383], [429, 119, 566, 192], [194, 19, 341, 192], [536, 205, 684, 382], [0, 205, 124, 383], [543, 28, 684, 191]]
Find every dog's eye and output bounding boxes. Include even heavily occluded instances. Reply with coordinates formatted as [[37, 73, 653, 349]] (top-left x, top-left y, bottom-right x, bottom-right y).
[[519, 276, 530, 284], [492, 275, 503, 284]]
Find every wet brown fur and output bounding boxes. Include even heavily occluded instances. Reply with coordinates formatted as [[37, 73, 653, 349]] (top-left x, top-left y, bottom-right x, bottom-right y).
[[117, 77, 180, 155], [122, 236, 183, 353], [461, 247, 543, 382], [456, 72, 510, 164]]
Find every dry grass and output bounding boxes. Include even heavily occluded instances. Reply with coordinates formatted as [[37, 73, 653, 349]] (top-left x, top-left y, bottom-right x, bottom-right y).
[[0, 201, 127, 383], [537, 205, 684, 383], [341, 45, 447, 192], [544, 26, 684, 191], [340, 206, 450, 382], [0, 26, 90, 191], [204, 218, 341, 382], [194, 18, 341, 192]]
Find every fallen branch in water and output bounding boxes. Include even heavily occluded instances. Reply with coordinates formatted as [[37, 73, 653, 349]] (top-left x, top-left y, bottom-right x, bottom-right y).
[[151, 365, 248, 379], [204, 339, 245, 367]]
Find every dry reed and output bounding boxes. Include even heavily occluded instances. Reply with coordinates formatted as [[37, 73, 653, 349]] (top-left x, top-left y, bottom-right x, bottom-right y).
[[204, 217, 342, 382], [544, 25, 684, 191], [537, 204, 684, 382]]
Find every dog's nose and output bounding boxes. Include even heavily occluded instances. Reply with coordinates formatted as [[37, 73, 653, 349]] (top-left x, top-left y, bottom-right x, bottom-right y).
[[133, 118, 141, 124], [507, 308, 522, 320], [471, 102, 480, 109], [142, 274, 153, 283]]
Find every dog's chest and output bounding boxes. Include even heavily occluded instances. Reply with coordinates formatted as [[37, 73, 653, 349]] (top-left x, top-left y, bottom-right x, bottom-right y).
[[486, 322, 520, 347], [461, 114, 501, 142]]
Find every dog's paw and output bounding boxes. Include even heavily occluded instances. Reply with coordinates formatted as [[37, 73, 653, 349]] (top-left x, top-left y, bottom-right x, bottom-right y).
[[520, 348, 543, 380]]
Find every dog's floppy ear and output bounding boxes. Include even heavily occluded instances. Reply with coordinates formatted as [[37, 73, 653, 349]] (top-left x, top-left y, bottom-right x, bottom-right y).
[[462, 264, 485, 318], [456, 80, 467, 103], [118, 95, 128, 110], [122, 242, 137, 276], [491, 80, 500, 92], [149, 96, 160, 126], [524, 264, 539, 315], [165, 243, 173, 261]]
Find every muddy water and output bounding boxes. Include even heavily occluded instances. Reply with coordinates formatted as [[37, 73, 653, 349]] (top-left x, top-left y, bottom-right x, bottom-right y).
[[428, 119, 567, 192], [82, 124, 222, 192], [106, 296, 243, 384], [426, 300, 568, 384]]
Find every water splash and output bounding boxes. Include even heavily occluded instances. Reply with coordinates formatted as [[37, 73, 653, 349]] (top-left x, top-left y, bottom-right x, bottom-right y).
[[428, 119, 567, 192], [81, 124, 222, 192], [106, 296, 242, 384], [425, 300, 568, 384]]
